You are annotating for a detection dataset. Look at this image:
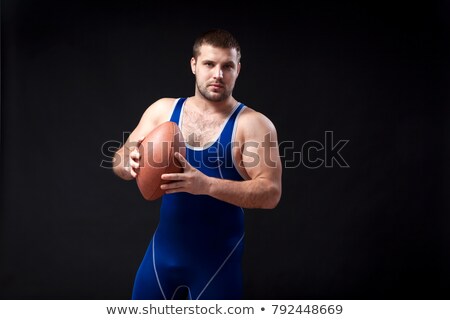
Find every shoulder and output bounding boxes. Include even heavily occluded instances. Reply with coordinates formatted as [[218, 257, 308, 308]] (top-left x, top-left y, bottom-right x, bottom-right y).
[[129, 97, 182, 140], [145, 97, 178, 116], [140, 97, 180, 125], [237, 105, 278, 140], [151, 97, 180, 109]]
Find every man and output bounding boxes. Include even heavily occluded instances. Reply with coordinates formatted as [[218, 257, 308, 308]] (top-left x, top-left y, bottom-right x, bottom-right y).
[[113, 29, 282, 300]]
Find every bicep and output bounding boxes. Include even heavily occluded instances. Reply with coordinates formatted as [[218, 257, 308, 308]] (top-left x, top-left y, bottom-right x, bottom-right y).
[[241, 115, 282, 184]]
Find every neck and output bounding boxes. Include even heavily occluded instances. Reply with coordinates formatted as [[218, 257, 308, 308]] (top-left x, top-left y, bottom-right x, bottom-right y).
[[190, 94, 236, 114]]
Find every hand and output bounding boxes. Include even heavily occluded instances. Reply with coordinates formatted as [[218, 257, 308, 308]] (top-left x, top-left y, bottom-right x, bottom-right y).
[[126, 136, 145, 179], [160, 152, 211, 195]]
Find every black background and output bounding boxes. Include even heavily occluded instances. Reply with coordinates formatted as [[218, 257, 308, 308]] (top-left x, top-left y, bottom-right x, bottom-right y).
[[1, 0, 449, 299]]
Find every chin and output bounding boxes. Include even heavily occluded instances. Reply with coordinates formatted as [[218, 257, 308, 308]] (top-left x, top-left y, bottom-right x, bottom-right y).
[[202, 93, 224, 102]]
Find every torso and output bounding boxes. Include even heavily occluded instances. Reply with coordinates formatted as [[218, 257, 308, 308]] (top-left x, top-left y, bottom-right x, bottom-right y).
[[181, 104, 227, 148], [150, 97, 251, 180], [178, 97, 250, 180]]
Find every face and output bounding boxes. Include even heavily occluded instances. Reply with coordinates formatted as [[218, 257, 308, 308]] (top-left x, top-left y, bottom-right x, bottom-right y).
[[191, 44, 241, 102]]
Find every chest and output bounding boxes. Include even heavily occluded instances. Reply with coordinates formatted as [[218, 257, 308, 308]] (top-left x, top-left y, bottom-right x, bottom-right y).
[[181, 109, 227, 148]]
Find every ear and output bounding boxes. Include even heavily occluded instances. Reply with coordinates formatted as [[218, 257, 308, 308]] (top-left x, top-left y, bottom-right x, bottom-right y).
[[236, 62, 241, 77], [190, 57, 196, 75]]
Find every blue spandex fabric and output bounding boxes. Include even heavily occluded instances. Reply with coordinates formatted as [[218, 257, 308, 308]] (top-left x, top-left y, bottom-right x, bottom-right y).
[[131, 98, 246, 300]]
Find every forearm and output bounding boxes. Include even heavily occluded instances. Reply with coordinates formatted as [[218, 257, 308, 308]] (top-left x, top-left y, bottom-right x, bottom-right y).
[[207, 176, 281, 209]]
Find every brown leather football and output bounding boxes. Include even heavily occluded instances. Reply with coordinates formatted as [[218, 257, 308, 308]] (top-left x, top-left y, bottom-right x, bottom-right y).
[[136, 121, 186, 201]]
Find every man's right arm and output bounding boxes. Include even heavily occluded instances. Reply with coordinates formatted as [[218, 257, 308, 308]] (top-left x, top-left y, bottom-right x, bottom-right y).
[[112, 141, 141, 180], [112, 98, 176, 181]]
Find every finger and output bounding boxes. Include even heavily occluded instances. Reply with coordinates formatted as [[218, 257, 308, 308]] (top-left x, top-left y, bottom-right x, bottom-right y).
[[130, 150, 141, 160], [129, 167, 137, 178], [129, 157, 140, 170], [161, 173, 182, 180], [160, 181, 182, 190], [130, 160, 140, 169], [164, 185, 184, 194]]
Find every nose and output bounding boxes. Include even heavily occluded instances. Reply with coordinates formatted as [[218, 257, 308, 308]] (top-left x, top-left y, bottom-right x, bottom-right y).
[[214, 67, 223, 79]]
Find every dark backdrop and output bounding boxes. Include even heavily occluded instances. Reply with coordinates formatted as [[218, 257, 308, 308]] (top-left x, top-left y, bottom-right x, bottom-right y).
[[1, 0, 449, 299]]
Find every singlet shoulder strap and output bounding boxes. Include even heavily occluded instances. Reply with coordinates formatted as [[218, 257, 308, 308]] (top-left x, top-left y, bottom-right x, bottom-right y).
[[216, 103, 246, 181], [218, 103, 245, 145], [169, 97, 187, 125]]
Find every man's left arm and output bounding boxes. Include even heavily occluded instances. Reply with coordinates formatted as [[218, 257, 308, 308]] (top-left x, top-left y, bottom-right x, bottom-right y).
[[160, 112, 282, 209]]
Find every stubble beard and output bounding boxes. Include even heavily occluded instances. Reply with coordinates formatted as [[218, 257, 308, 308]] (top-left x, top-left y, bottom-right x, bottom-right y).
[[196, 81, 233, 102]]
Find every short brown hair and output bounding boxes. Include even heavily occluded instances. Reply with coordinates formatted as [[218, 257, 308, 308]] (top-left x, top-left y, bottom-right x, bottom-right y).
[[192, 29, 241, 61]]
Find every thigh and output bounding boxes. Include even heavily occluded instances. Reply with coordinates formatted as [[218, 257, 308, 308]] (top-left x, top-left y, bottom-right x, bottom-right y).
[[192, 234, 245, 300], [193, 258, 243, 300], [131, 239, 168, 300]]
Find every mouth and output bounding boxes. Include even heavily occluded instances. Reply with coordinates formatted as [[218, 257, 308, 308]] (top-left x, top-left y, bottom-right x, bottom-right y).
[[209, 83, 223, 89]]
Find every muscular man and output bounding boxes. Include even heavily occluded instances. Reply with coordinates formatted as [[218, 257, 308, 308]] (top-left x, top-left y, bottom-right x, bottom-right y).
[[113, 29, 282, 300]]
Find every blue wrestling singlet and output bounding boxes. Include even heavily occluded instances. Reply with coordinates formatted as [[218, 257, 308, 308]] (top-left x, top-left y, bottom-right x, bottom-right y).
[[131, 97, 247, 300]]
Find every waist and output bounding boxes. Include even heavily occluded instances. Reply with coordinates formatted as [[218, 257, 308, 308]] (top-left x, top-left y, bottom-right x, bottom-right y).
[[158, 193, 244, 237]]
